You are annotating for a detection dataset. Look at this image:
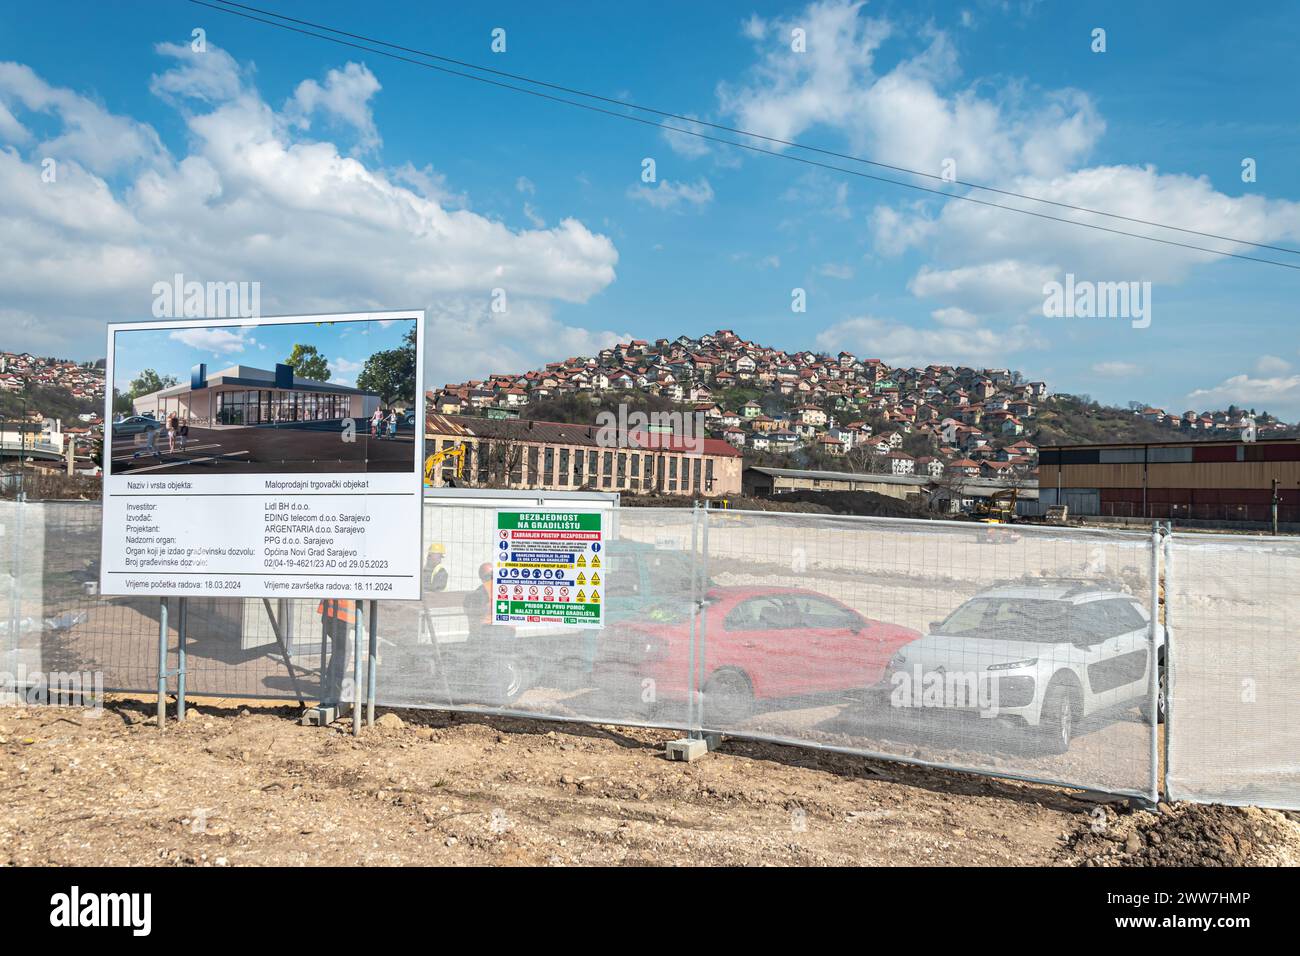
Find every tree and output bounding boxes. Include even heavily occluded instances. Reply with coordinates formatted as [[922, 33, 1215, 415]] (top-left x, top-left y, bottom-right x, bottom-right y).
[[286, 344, 330, 382], [844, 444, 893, 475], [356, 327, 417, 406], [480, 431, 526, 489], [111, 369, 178, 416], [128, 369, 178, 397]]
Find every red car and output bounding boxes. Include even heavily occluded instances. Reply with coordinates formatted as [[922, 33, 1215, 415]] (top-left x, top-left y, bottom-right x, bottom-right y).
[[594, 586, 921, 725]]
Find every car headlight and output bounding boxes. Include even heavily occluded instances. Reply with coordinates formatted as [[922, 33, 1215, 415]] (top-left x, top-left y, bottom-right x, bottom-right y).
[[987, 658, 1037, 671]]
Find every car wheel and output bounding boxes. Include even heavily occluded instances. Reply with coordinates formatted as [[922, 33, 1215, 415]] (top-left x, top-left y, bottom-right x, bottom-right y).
[[1139, 660, 1167, 724], [489, 657, 528, 706], [703, 669, 754, 726], [1037, 679, 1078, 755]]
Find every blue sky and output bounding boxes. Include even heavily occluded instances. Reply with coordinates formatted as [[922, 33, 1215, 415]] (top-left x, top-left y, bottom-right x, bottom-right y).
[[2, 1, 1298, 416], [112, 316, 415, 394]]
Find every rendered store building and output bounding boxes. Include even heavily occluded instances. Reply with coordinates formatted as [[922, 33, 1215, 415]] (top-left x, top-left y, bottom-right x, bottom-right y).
[[131, 363, 381, 427]]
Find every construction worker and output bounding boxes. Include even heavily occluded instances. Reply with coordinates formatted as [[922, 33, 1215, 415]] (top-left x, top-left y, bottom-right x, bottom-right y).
[[425, 542, 449, 593], [462, 562, 495, 639], [317, 597, 360, 707], [461, 561, 525, 704]]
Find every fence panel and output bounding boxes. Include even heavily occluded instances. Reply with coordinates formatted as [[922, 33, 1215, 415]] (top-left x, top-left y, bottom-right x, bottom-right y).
[[1165, 533, 1300, 809], [696, 510, 1159, 800], [374, 504, 701, 732], [2, 500, 326, 701], [2, 500, 46, 693], [3, 500, 1169, 803]]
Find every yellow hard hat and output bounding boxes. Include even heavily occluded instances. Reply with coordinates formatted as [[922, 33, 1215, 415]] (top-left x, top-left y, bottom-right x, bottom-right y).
[[427, 542, 446, 555]]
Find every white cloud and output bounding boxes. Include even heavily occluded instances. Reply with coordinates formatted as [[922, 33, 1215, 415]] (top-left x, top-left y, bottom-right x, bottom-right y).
[[0, 44, 621, 390], [0, 98, 28, 142], [817, 262, 854, 279], [1, 61, 168, 175], [661, 114, 714, 159], [782, 172, 851, 220], [1189, 373, 1300, 417], [1255, 355, 1292, 376], [1091, 361, 1141, 378], [719, 1, 893, 147], [285, 62, 382, 154], [931, 306, 978, 328], [890, 165, 1300, 283], [908, 259, 1057, 316], [626, 177, 715, 211], [515, 176, 535, 194], [390, 161, 465, 207], [149, 42, 243, 104], [719, 1, 1099, 180], [168, 327, 251, 355], [718, 0, 1300, 331], [816, 313, 1029, 367]]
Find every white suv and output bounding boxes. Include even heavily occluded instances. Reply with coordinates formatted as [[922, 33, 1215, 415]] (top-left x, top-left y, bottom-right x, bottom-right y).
[[887, 582, 1164, 753]]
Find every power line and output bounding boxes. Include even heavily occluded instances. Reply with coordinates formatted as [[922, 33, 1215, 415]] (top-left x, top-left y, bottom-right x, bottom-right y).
[[188, 0, 1300, 272], [202, 0, 1300, 260]]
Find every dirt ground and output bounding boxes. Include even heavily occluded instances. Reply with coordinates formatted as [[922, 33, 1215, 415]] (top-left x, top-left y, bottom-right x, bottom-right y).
[[2, 697, 1296, 867]]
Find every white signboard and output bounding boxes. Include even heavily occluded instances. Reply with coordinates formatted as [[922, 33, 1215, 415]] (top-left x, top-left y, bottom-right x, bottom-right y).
[[493, 511, 605, 629], [100, 311, 425, 600]]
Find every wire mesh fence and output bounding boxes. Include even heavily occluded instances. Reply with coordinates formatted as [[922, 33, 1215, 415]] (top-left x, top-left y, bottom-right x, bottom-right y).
[[1164, 533, 1300, 809], [1, 497, 1296, 808], [690, 510, 1159, 800]]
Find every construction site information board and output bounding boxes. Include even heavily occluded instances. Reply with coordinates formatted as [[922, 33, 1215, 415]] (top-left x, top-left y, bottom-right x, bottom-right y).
[[494, 511, 605, 628], [99, 311, 425, 600]]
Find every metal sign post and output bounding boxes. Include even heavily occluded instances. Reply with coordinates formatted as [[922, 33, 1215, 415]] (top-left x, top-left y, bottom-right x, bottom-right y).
[[156, 597, 168, 729], [176, 597, 188, 721], [367, 600, 378, 728], [352, 609, 364, 737]]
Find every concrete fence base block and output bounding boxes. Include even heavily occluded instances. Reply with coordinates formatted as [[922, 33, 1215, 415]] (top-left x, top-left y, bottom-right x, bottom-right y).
[[666, 734, 721, 762], [301, 704, 339, 727]]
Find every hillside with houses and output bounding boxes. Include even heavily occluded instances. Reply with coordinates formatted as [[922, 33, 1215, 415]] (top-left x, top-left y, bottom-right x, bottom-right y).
[[0, 352, 106, 442], [431, 329, 1295, 484], [0, 352, 105, 404]]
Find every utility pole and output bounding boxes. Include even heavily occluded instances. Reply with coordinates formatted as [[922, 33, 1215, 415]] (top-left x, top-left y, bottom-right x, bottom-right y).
[[17, 391, 27, 501], [1271, 478, 1280, 535]]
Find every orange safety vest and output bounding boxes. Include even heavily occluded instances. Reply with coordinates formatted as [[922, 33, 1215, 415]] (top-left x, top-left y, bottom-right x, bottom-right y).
[[317, 598, 358, 623]]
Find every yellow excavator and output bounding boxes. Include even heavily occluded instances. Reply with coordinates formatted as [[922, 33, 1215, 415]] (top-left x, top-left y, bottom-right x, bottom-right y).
[[423, 443, 466, 487], [973, 487, 1019, 524]]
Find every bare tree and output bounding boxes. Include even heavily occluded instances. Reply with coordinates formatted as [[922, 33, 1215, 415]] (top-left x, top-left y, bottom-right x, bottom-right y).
[[844, 443, 893, 475], [465, 422, 528, 489]]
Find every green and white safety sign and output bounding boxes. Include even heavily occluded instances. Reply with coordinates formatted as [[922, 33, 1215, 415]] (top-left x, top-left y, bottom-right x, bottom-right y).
[[493, 511, 605, 628]]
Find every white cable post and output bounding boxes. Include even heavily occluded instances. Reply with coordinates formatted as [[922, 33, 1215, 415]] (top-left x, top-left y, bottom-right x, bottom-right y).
[[156, 596, 168, 730], [1148, 527, 1161, 805], [351, 603, 363, 737]]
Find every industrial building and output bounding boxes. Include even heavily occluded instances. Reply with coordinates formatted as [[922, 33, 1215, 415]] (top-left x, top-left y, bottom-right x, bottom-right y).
[[131, 364, 381, 427], [425, 413, 743, 496], [1038, 438, 1300, 522], [742, 466, 1038, 513]]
